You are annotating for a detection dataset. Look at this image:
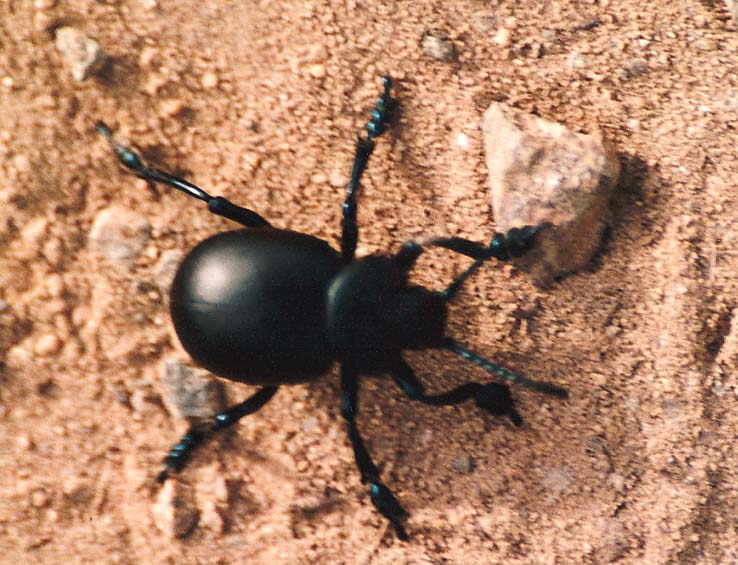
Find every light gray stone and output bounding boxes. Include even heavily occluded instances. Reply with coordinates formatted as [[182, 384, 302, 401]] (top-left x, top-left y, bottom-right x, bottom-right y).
[[482, 103, 619, 285]]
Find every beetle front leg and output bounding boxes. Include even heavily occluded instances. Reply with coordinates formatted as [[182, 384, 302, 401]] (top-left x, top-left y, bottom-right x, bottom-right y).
[[398, 224, 549, 300], [97, 122, 271, 228], [157, 386, 279, 482], [340, 364, 409, 540]]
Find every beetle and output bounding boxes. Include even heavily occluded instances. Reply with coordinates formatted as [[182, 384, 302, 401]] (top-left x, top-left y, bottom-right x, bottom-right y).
[[97, 76, 568, 540]]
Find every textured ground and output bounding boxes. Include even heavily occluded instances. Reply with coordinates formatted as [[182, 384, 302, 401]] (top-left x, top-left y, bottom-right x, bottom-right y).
[[1, 1, 738, 563]]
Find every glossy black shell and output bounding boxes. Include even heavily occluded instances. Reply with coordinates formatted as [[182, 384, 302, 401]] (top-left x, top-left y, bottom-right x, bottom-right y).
[[170, 228, 342, 385]]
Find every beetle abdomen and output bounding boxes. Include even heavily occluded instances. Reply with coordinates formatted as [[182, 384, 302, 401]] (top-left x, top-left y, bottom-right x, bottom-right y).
[[170, 229, 341, 385]]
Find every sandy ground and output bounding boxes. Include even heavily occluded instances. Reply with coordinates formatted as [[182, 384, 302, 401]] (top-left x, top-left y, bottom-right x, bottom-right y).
[[2, 1, 738, 563]]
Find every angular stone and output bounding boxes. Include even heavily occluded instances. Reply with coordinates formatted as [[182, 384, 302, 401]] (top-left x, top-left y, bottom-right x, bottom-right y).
[[421, 32, 457, 62], [160, 358, 226, 420], [55, 27, 106, 81], [89, 206, 151, 265], [482, 103, 619, 285]]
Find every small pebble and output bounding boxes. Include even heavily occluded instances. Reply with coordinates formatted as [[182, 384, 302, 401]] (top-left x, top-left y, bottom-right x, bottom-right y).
[[160, 99, 188, 118], [455, 132, 471, 150], [160, 358, 225, 419], [139, 46, 159, 67], [201, 72, 219, 89], [540, 29, 557, 43], [493, 28, 512, 47], [541, 466, 575, 495], [604, 325, 621, 338], [6, 344, 33, 368], [34, 334, 62, 357], [421, 32, 457, 62], [452, 454, 475, 474], [609, 473, 625, 492], [567, 51, 589, 69], [16, 435, 34, 451], [31, 489, 50, 508], [308, 64, 326, 78], [625, 58, 649, 78], [711, 380, 726, 397], [89, 206, 151, 265], [301, 416, 319, 433], [329, 172, 349, 188], [55, 27, 107, 81]]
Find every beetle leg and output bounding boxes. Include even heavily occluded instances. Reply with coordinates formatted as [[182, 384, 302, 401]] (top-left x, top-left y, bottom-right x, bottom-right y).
[[97, 122, 271, 228], [341, 76, 397, 263], [391, 356, 524, 426], [428, 225, 546, 261], [442, 338, 569, 398], [156, 386, 279, 483], [425, 225, 549, 300], [340, 364, 409, 540], [393, 225, 547, 300]]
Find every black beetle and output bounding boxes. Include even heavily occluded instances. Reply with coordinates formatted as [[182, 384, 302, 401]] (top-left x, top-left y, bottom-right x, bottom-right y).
[[98, 77, 567, 540]]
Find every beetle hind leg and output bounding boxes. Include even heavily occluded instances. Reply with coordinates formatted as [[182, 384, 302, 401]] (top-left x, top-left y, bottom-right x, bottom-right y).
[[157, 386, 279, 483], [97, 122, 271, 228]]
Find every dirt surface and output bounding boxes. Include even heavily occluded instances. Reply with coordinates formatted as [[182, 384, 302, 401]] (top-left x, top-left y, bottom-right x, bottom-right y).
[[2, 1, 738, 563]]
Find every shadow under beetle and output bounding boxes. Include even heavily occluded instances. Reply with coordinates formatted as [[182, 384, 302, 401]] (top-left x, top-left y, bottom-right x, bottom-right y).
[[98, 76, 568, 540]]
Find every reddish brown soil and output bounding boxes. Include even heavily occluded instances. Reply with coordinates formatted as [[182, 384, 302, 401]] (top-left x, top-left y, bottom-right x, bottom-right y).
[[1, 1, 737, 563]]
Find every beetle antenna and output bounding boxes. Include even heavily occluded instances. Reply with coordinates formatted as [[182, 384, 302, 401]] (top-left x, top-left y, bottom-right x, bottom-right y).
[[442, 338, 569, 398]]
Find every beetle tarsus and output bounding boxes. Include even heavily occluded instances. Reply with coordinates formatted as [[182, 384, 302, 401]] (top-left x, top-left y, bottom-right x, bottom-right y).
[[425, 224, 548, 300], [370, 482, 409, 540], [366, 75, 396, 139], [156, 424, 209, 483]]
